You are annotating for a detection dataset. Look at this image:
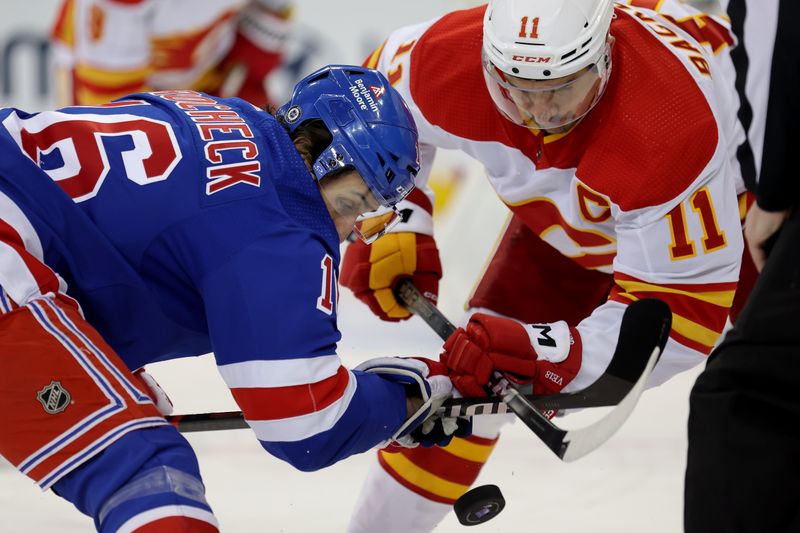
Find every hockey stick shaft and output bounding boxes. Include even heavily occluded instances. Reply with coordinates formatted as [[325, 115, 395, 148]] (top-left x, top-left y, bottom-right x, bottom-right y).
[[168, 284, 669, 436], [392, 279, 564, 446], [393, 279, 672, 461], [169, 411, 248, 432]]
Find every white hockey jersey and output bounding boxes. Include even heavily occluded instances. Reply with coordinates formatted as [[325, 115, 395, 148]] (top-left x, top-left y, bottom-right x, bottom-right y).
[[365, 0, 748, 389], [50, 0, 292, 106]]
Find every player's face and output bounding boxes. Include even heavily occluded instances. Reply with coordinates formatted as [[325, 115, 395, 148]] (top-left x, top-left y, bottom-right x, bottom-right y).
[[318, 169, 382, 242], [504, 66, 601, 132], [482, 39, 612, 133]]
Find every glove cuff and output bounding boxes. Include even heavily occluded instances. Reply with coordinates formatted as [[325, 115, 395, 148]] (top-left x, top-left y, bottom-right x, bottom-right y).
[[355, 357, 451, 442], [391, 188, 434, 235], [524, 320, 573, 363], [133, 369, 174, 416]]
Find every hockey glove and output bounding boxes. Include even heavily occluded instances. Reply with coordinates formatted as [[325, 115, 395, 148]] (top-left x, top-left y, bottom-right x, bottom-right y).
[[341, 188, 441, 321], [341, 232, 441, 321], [441, 313, 583, 399], [132, 368, 174, 416], [217, 0, 291, 107], [355, 357, 468, 448]]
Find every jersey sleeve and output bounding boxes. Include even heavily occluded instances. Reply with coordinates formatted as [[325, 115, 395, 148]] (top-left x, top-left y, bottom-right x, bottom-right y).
[[362, 19, 460, 233], [199, 236, 408, 472], [567, 171, 744, 391]]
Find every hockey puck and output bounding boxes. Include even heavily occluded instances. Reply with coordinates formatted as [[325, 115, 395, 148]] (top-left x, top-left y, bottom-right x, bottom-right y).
[[453, 484, 506, 526]]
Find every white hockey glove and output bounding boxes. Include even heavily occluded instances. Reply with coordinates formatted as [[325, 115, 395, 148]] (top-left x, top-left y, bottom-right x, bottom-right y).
[[355, 357, 471, 448], [132, 368, 174, 416]]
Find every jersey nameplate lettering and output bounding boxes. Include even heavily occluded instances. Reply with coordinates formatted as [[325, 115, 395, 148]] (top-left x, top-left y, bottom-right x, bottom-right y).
[[155, 90, 263, 197], [618, 4, 713, 77]]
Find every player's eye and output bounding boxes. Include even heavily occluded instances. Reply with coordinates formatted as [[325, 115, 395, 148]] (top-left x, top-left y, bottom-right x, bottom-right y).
[[336, 198, 358, 215]]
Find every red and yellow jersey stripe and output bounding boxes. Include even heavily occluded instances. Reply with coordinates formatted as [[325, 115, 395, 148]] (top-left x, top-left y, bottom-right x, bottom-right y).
[[610, 272, 736, 354]]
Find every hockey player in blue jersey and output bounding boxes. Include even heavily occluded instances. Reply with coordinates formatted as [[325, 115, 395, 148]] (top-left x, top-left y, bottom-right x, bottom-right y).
[[0, 65, 456, 532]]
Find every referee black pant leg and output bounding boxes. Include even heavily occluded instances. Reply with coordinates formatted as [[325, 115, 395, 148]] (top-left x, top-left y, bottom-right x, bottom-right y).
[[685, 209, 800, 533]]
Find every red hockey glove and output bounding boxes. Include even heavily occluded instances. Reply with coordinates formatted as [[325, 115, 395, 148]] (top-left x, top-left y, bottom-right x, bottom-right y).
[[440, 313, 582, 399], [340, 232, 441, 321], [216, 0, 291, 107], [132, 368, 174, 416]]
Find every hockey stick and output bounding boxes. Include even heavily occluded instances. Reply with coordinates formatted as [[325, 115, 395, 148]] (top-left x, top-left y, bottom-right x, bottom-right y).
[[167, 285, 671, 455], [393, 279, 672, 461], [168, 411, 248, 433]]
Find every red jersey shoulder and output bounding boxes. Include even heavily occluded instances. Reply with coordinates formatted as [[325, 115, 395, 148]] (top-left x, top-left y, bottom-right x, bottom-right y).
[[571, 8, 719, 211], [408, 6, 515, 144], [408, 5, 720, 212]]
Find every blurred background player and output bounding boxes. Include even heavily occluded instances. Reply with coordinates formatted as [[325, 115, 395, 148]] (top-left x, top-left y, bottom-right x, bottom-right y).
[[340, 1, 752, 531], [50, 0, 292, 108], [0, 65, 462, 532], [684, 1, 800, 531]]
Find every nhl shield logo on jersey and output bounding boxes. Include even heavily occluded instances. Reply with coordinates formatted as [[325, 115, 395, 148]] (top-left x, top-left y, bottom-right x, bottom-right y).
[[37, 381, 71, 414]]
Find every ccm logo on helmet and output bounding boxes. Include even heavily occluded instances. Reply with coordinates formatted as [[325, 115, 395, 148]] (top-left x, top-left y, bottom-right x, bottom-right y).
[[511, 55, 551, 63]]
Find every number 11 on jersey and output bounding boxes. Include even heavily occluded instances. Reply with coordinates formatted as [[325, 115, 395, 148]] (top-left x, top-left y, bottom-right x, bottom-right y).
[[666, 186, 727, 260]]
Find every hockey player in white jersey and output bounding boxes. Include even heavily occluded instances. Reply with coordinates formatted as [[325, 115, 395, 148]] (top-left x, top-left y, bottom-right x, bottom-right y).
[[51, 0, 292, 108], [340, 1, 752, 531]]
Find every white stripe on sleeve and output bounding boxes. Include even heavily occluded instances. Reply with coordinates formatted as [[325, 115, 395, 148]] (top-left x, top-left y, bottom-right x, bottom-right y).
[[217, 354, 341, 388]]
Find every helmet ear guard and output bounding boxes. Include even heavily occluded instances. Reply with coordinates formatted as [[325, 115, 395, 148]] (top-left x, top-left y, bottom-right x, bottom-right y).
[[277, 66, 420, 209]]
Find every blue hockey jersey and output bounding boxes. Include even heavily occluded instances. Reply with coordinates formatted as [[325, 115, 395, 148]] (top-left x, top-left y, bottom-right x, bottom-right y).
[[0, 90, 407, 471]]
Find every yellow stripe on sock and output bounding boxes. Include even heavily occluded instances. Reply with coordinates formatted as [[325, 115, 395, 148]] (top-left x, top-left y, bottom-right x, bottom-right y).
[[442, 437, 496, 463], [381, 451, 470, 501]]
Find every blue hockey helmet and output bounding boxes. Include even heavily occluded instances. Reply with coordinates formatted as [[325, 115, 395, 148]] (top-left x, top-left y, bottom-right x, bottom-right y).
[[277, 65, 420, 242]]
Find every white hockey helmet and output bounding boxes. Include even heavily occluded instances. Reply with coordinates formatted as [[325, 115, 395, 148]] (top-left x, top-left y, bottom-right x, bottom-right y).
[[482, 0, 615, 130]]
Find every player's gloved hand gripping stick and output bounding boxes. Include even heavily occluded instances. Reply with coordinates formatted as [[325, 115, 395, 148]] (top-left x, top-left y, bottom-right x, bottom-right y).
[[167, 281, 670, 462], [391, 279, 672, 461]]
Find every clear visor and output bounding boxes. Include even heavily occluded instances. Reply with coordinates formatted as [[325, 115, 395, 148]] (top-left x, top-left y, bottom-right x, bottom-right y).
[[353, 205, 402, 244], [482, 46, 611, 131]]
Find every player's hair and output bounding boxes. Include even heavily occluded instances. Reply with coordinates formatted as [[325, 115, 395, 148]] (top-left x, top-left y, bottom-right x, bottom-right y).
[[288, 119, 335, 170], [266, 104, 341, 173], [265, 105, 356, 186]]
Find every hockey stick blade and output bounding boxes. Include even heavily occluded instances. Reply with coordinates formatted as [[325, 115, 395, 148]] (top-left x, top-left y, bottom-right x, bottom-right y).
[[495, 298, 669, 461]]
